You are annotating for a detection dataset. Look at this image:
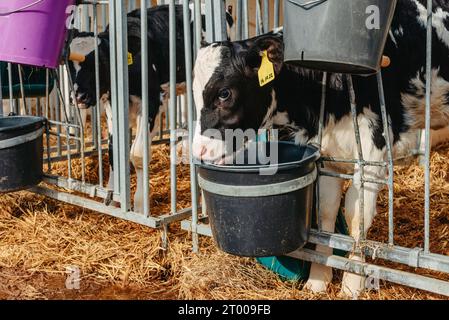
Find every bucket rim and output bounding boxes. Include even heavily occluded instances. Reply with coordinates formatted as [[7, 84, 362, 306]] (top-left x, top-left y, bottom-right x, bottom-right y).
[[0, 116, 46, 133], [195, 141, 320, 173]]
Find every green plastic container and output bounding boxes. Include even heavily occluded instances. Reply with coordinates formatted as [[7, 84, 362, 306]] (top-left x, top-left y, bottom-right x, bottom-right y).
[[0, 62, 54, 99]]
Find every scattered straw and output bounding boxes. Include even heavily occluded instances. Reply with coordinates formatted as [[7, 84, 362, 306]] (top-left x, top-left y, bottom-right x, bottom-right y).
[[0, 125, 449, 299]]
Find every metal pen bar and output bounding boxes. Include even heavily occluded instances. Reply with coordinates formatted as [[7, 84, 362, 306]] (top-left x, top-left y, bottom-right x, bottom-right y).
[[205, 0, 215, 43], [320, 157, 387, 167], [169, 0, 178, 214], [183, 220, 449, 276], [101, 2, 107, 30], [109, 0, 121, 196], [37, 98, 42, 117], [55, 69, 62, 156], [26, 98, 31, 116], [53, 70, 73, 180], [43, 174, 120, 203], [194, 0, 202, 56], [242, 0, 248, 39], [424, 0, 433, 254], [183, 0, 200, 252], [93, 0, 104, 187], [116, 0, 131, 212], [18, 65, 26, 114], [141, 0, 150, 217], [30, 186, 160, 228], [263, 0, 269, 33], [347, 75, 365, 244], [7, 63, 14, 114], [213, 0, 227, 41], [274, 0, 280, 28], [289, 249, 449, 297], [316, 72, 327, 232], [45, 69, 50, 118], [235, 0, 242, 41], [82, 1, 90, 31], [377, 72, 395, 245], [45, 121, 51, 172], [65, 62, 86, 183], [47, 119, 82, 129], [128, 0, 135, 12], [49, 87, 55, 121], [256, 0, 262, 36]]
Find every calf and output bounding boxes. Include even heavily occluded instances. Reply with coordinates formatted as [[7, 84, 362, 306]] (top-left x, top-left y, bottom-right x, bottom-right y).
[[69, 5, 233, 212], [192, 0, 449, 297]]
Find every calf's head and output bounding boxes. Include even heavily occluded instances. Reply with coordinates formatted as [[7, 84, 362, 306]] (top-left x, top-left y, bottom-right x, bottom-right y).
[[192, 33, 283, 163], [68, 19, 141, 109], [68, 33, 111, 109]]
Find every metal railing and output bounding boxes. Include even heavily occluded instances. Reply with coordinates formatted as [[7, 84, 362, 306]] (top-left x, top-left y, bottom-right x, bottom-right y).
[[1, 0, 448, 297], [180, 0, 449, 297]]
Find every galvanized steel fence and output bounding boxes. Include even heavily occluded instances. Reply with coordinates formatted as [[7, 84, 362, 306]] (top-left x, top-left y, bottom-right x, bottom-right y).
[[0, 0, 448, 296]]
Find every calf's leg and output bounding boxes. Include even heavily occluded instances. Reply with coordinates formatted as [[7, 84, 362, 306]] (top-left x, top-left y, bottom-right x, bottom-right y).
[[341, 140, 385, 298], [305, 175, 343, 293], [130, 109, 162, 213]]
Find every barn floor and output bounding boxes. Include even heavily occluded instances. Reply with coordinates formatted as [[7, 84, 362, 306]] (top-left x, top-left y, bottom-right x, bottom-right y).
[[0, 140, 449, 300]]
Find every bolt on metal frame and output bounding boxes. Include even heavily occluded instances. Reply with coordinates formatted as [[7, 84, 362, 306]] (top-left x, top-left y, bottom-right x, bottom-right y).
[[181, 0, 449, 297]]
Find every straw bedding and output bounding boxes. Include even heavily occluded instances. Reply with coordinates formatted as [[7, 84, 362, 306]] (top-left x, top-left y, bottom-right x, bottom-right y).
[[0, 134, 448, 299]]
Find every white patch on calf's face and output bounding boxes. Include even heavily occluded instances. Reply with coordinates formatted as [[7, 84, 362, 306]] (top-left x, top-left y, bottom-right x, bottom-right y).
[[69, 37, 97, 76], [192, 45, 224, 162], [191, 124, 226, 163]]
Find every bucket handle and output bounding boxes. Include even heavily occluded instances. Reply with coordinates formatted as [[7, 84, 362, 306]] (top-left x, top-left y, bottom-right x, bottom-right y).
[[287, 0, 328, 10], [0, 0, 44, 16]]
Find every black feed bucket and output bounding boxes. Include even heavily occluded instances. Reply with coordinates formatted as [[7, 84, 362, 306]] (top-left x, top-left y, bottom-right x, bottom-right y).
[[0, 116, 46, 193], [197, 142, 320, 257], [284, 0, 398, 74]]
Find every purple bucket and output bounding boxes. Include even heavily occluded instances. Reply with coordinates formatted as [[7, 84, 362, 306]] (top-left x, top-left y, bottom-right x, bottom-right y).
[[0, 0, 75, 69]]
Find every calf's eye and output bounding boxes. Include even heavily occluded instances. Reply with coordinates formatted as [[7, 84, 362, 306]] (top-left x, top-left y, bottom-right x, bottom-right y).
[[218, 89, 231, 101]]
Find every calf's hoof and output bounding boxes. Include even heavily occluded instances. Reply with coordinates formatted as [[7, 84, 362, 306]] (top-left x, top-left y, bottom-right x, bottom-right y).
[[340, 272, 366, 299], [303, 263, 332, 293], [304, 278, 328, 293]]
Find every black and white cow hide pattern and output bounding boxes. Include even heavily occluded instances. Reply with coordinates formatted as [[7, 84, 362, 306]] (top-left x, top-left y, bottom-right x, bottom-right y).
[[191, 0, 449, 297], [69, 4, 234, 212]]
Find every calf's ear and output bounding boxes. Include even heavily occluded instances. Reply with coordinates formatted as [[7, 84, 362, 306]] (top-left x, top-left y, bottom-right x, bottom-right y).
[[245, 35, 284, 76], [127, 17, 142, 57]]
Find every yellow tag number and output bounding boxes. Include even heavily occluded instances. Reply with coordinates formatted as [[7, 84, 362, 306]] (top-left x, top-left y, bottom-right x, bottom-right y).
[[128, 52, 133, 66], [258, 50, 275, 87]]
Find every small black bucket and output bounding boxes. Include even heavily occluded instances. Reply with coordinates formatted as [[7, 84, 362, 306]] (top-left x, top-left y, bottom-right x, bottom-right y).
[[284, 0, 398, 74], [0, 116, 46, 193], [197, 142, 320, 257]]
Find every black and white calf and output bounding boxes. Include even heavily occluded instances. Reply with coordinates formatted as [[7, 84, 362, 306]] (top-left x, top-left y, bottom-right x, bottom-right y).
[[68, 5, 233, 212], [192, 0, 449, 296]]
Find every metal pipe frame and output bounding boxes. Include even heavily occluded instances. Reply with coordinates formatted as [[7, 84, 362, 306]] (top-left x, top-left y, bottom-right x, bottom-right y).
[[141, 0, 150, 217], [181, 0, 449, 297], [183, 0, 200, 253], [31, 185, 192, 228], [115, 0, 132, 212], [181, 219, 449, 296], [7, 63, 14, 114], [424, 0, 433, 254], [169, 0, 178, 215]]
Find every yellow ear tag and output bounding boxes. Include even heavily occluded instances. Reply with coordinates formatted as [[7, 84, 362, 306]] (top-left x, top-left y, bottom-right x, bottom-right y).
[[258, 50, 275, 87], [127, 52, 133, 65]]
